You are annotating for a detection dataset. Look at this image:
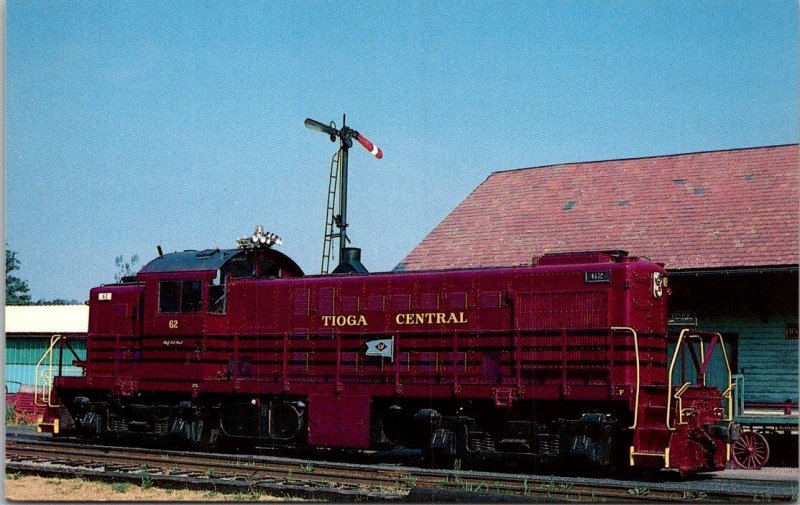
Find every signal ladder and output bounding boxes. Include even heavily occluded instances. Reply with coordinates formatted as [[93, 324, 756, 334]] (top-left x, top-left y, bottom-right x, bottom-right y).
[[321, 150, 342, 274]]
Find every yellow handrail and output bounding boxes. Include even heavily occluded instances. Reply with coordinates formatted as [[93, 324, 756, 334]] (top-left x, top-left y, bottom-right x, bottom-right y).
[[674, 381, 692, 426], [611, 327, 639, 429], [34, 334, 62, 408], [715, 333, 734, 422], [666, 329, 690, 430], [666, 330, 734, 429]]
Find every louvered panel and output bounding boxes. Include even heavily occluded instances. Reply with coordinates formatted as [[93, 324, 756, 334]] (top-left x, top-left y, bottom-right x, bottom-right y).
[[341, 296, 360, 313], [318, 287, 336, 315], [391, 294, 410, 310], [289, 351, 309, 371], [515, 291, 609, 330], [366, 295, 385, 311], [340, 352, 359, 371], [412, 351, 439, 372], [293, 289, 309, 316], [447, 292, 467, 309], [443, 351, 467, 372], [418, 293, 439, 310], [480, 291, 502, 308]]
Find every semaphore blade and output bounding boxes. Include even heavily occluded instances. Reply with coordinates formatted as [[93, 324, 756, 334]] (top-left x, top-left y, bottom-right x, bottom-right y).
[[304, 118, 336, 136]]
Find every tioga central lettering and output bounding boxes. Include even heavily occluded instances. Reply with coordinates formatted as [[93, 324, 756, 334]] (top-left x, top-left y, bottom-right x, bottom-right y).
[[321, 315, 368, 327], [395, 312, 468, 325]]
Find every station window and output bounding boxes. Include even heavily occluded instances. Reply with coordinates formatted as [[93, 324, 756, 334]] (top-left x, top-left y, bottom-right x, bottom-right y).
[[158, 280, 202, 313]]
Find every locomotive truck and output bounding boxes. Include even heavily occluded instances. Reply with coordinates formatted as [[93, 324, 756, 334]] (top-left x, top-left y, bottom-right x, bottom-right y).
[[39, 229, 740, 475]]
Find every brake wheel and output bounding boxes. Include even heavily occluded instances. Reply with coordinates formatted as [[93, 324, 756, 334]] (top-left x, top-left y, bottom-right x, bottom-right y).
[[732, 431, 769, 469]]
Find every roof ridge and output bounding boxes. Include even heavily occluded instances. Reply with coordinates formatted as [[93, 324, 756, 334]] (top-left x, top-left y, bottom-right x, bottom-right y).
[[491, 143, 799, 176]]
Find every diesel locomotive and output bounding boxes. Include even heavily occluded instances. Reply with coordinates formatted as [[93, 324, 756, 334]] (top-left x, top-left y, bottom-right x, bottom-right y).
[[39, 226, 740, 475]]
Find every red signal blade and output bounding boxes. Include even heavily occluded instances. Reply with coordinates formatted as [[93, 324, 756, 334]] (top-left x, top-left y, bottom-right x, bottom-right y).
[[355, 133, 383, 159]]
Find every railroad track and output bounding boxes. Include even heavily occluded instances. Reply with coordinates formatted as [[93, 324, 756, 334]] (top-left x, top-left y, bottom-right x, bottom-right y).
[[6, 434, 797, 502]]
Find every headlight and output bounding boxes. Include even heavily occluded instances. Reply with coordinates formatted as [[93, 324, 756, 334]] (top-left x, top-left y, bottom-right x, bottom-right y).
[[653, 272, 664, 298]]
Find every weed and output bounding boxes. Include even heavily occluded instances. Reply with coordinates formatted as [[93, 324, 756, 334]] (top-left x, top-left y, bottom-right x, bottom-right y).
[[206, 467, 217, 478], [523, 477, 529, 496], [206, 490, 218, 498], [138, 465, 152, 490], [753, 494, 772, 503], [538, 479, 557, 491], [231, 490, 260, 501], [627, 487, 650, 496], [467, 480, 487, 493], [111, 482, 130, 494], [6, 405, 16, 424], [558, 482, 574, 491], [299, 463, 315, 472], [683, 491, 707, 501], [7, 472, 21, 480], [402, 475, 418, 488]]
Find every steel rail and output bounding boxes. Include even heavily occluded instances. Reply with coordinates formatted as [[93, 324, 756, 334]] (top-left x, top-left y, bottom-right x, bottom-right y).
[[6, 436, 797, 502]]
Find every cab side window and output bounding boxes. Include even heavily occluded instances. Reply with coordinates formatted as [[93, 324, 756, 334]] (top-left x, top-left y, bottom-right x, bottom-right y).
[[181, 281, 202, 312], [209, 283, 226, 314], [159, 281, 181, 312], [159, 280, 202, 313]]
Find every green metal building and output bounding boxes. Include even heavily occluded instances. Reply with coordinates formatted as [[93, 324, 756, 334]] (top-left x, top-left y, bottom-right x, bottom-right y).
[[5, 305, 88, 393]]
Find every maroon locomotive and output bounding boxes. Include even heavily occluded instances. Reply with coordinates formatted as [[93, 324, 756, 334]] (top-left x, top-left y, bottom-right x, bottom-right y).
[[41, 228, 739, 475]]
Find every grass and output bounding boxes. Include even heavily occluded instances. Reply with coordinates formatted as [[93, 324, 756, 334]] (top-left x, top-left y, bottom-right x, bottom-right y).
[[111, 482, 131, 493]]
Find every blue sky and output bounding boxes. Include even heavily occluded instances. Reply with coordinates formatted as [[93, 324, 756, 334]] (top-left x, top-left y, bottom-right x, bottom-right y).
[[6, 0, 798, 302]]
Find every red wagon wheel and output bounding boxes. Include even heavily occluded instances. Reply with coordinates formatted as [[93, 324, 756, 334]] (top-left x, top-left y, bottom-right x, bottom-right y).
[[732, 430, 770, 469]]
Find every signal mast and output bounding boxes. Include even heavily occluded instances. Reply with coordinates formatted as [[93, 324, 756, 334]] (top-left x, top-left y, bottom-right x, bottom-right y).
[[305, 115, 383, 274]]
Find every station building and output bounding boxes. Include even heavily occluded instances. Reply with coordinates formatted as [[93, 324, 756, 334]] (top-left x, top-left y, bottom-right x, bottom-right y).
[[397, 144, 799, 465], [5, 305, 88, 393]]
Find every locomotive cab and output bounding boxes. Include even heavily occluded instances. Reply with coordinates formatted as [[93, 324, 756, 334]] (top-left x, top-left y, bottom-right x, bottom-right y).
[[137, 247, 303, 337]]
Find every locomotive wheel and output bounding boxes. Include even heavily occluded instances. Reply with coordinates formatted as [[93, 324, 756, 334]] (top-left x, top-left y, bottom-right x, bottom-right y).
[[732, 430, 769, 469]]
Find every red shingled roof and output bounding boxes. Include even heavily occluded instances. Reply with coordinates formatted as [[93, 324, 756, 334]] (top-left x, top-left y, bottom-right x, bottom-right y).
[[398, 144, 799, 271]]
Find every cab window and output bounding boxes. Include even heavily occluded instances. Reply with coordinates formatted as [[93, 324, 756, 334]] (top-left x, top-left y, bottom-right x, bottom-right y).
[[228, 255, 254, 278], [181, 281, 202, 312], [159, 280, 202, 313], [209, 282, 226, 314], [257, 257, 282, 278]]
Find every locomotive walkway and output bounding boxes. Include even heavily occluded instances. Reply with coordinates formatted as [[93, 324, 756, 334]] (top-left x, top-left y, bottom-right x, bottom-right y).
[[6, 432, 798, 502]]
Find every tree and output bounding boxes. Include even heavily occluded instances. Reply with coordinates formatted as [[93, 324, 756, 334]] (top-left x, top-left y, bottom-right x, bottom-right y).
[[6, 248, 31, 305], [115, 254, 140, 282], [35, 298, 81, 305]]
